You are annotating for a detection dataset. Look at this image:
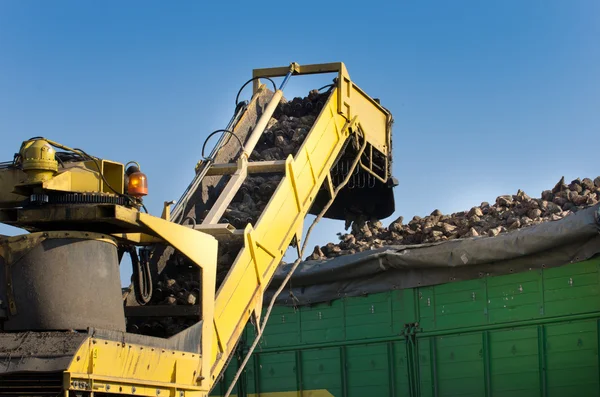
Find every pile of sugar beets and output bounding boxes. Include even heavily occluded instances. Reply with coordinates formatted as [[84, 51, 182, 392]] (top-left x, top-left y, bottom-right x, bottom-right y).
[[126, 86, 600, 337], [307, 176, 600, 260]]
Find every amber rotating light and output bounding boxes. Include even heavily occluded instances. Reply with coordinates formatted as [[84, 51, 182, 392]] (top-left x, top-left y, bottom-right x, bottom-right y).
[[125, 161, 148, 198]]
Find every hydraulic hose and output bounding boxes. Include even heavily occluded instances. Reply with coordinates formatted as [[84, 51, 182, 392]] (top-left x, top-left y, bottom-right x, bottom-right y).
[[129, 246, 153, 305]]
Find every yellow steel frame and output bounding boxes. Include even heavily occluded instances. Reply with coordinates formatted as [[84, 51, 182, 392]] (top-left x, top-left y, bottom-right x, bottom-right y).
[[206, 62, 391, 386], [0, 158, 125, 205], [73, 63, 389, 396], [253, 62, 391, 154], [63, 211, 218, 396], [209, 88, 355, 381], [0, 63, 390, 397]]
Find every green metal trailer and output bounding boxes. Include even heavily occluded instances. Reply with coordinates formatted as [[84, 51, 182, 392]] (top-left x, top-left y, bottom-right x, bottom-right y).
[[212, 205, 600, 396]]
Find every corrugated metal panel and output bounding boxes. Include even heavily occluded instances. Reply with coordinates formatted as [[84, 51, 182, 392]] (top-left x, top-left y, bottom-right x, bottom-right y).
[[211, 256, 600, 396]]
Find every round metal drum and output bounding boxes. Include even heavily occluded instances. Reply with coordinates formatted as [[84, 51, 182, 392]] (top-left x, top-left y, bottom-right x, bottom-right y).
[[0, 232, 125, 332]]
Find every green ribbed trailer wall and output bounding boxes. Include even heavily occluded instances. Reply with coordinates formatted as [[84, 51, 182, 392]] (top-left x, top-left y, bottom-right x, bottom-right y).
[[212, 256, 600, 396]]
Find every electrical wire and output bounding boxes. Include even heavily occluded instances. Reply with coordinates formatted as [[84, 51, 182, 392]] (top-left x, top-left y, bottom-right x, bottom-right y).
[[171, 78, 255, 223], [317, 83, 335, 92], [171, 101, 247, 223], [235, 76, 277, 107], [201, 129, 244, 160], [223, 131, 368, 397]]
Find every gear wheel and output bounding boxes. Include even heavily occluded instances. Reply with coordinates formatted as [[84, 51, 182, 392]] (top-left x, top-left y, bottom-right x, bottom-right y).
[[46, 192, 128, 206]]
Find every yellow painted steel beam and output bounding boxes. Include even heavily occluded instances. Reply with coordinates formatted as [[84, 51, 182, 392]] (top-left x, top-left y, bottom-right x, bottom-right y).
[[252, 62, 347, 78], [64, 214, 219, 396], [0, 168, 28, 208], [66, 337, 207, 397], [137, 213, 217, 390], [205, 160, 286, 176], [209, 81, 389, 381], [111, 232, 162, 244], [9, 159, 125, 197], [252, 62, 391, 153]]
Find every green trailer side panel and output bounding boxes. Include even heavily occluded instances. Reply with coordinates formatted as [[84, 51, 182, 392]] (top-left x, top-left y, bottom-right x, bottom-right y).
[[257, 352, 297, 393], [345, 293, 395, 340], [487, 270, 543, 323], [545, 320, 599, 396], [301, 348, 343, 396], [258, 306, 301, 348], [543, 259, 600, 317], [418, 339, 434, 397], [432, 279, 488, 331], [434, 333, 485, 397], [301, 300, 345, 344], [488, 327, 541, 397], [212, 256, 600, 397], [393, 341, 412, 397], [346, 344, 391, 396]]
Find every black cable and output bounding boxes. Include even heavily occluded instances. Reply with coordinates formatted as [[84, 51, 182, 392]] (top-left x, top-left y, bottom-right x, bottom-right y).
[[128, 246, 153, 305], [56, 151, 85, 163], [182, 216, 197, 228], [318, 83, 335, 92], [55, 155, 65, 168], [235, 76, 277, 106], [201, 129, 243, 160]]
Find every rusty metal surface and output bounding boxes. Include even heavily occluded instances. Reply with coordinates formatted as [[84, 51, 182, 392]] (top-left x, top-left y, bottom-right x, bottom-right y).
[[0, 235, 125, 332], [0, 331, 87, 374]]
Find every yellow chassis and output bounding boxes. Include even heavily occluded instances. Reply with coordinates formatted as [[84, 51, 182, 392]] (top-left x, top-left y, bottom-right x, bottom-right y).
[[0, 62, 392, 397]]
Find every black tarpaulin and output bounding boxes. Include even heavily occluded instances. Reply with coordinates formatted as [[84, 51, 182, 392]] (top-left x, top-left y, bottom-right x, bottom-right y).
[[265, 204, 600, 306]]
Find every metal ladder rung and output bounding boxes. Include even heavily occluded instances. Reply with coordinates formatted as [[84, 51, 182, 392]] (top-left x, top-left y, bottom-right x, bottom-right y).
[[205, 160, 286, 176]]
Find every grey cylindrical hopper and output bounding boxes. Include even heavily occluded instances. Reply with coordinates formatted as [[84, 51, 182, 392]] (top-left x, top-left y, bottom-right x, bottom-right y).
[[0, 232, 125, 332]]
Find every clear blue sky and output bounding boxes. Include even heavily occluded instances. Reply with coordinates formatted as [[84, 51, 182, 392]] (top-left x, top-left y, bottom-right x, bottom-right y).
[[1, 1, 598, 285]]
